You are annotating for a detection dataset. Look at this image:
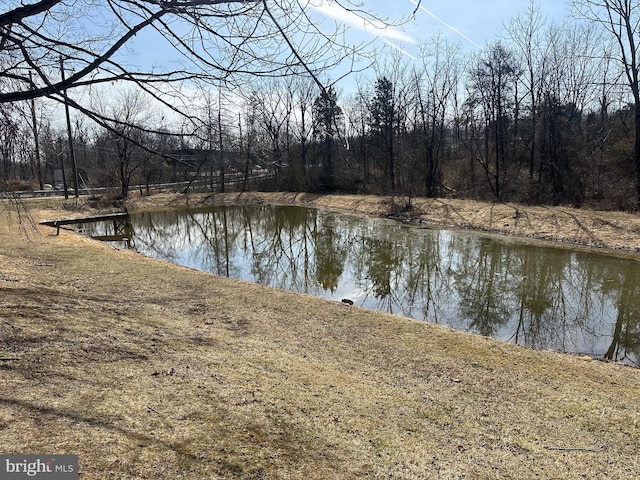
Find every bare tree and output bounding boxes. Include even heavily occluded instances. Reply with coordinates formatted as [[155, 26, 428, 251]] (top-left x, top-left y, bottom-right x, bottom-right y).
[[188, 90, 235, 193], [414, 33, 462, 197], [572, 0, 640, 205], [239, 97, 259, 191], [2, 1, 424, 199], [247, 78, 292, 186], [289, 76, 317, 191], [1, 1, 418, 130], [533, 21, 608, 205], [507, 0, 548, 178], [342, 81, 371, 192], [98, 87, 155, 198], [466, 42, 521, 200]]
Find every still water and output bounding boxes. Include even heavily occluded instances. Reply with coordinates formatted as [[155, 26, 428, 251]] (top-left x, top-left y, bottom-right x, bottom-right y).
[[85, 204, 640, 365]]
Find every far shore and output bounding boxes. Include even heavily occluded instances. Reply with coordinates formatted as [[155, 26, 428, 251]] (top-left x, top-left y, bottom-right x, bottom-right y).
[[123, 191, 640, 254]]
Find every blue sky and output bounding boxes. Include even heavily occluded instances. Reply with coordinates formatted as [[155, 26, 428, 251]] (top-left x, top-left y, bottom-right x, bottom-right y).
[[121, 0, 573, 74], [308, 0, 572, 56], [33, 0, 576, 129], [65, 0, 575, 122]]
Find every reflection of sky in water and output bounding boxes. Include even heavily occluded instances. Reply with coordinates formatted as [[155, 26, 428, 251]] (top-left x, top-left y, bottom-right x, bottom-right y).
[[83, 205, 640, 366]]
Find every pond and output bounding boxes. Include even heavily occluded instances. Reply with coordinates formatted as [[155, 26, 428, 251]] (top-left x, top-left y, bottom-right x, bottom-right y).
[[83, 204, 640, 366]]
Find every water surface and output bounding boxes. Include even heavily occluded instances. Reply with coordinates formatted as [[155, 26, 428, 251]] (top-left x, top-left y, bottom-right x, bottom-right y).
[[84, 204, 640, 365]]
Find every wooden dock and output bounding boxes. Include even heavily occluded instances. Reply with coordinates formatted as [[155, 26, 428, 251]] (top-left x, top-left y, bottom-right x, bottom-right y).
[[40, 212, 130, 237]]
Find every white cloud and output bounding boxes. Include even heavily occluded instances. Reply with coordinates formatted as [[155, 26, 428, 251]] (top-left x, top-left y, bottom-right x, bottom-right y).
[[408, 0, 482, 49], [307, 0, 417, 45], [382, 39, 418, 60]]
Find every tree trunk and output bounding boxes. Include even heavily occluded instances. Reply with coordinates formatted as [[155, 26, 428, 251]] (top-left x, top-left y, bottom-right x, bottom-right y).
[[635, 101, 640, 207]]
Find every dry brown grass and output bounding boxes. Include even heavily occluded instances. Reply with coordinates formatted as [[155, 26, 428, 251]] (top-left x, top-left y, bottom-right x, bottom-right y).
[[1, 193, 640, 479]]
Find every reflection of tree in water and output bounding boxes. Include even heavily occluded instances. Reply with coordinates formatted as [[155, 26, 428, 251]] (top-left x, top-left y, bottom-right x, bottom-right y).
[[361, 229, 435, 314], [101, 205, 640, 365], [131, 210, 203, 264], [512, 248, 572, 349], [346, 224, 450, 317], [313, 215, 351, 293], [185, 207, 235, 277], [601, 263, 640, 365], [391, 229, 449, 322], [241, 206, 317, 292], [365, 237, 396, 299], [346, 226, 397, 313], [129, 207, 241, 277], [453, 238, 511, 337]]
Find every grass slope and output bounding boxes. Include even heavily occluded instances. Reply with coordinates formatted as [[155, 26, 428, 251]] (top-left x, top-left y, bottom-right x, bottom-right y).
[[0, 194, 639, 479]]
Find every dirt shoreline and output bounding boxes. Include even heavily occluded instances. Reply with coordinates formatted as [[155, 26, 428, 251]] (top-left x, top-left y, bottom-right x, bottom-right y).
[[1, 192, 639, 479]]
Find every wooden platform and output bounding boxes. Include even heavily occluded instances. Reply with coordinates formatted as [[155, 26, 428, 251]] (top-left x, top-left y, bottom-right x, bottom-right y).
[[40, 212, 130, 236]]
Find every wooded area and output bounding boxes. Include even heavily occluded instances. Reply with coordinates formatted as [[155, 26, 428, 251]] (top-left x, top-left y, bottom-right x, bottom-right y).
[[2, 0, 640, 210]]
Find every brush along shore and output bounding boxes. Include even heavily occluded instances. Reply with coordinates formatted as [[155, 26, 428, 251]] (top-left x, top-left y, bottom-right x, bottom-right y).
[[0, 193, 639, 479]]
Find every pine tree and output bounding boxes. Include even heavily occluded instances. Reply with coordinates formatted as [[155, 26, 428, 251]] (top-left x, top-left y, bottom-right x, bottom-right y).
[[368, 77, 396, 192], [312, 85, 343, 191]]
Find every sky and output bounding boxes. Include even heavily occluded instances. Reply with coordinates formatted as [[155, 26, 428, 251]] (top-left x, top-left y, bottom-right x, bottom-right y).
[[45, 0, 576, 126], [122, 0, 573, 76], [308, 0, 572, 57]]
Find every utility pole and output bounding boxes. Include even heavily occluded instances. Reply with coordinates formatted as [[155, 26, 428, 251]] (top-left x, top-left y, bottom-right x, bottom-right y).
[[59, 56, 79, 198], [57, 137, 69, 200], [218, 89, 225, 193], [239, 112, 249, 192], [29, 72, 44, 190]]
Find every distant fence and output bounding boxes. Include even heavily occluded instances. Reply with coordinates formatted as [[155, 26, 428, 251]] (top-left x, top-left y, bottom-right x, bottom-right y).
[[4, 171, 273, 199]]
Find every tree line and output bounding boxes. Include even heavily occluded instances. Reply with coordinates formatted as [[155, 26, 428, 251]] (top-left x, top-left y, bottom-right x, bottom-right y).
[[2, 1, 640, 210]]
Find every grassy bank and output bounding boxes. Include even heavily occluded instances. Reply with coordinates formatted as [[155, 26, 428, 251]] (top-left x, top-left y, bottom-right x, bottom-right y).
[[1, 193, 639, 479]]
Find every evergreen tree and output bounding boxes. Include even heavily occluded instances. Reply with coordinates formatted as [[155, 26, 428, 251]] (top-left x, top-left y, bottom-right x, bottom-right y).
[[368, 77, 396, 193], [312, 85, 343, 191]]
